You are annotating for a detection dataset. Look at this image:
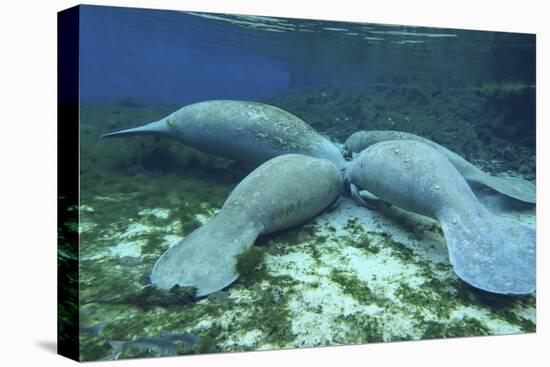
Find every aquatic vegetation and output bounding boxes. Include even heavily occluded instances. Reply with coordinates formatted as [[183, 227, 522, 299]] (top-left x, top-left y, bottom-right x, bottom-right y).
[[58, 196, 79, 360], [77, 95, 535, 360], [207, 291, 234, 307], [113, 285, 198, 310], [422, 317, 491, 339], [236, 247, 267, 282], [262, 87, 535, 179], [329, 269, 376, 302], [473, 81, 534, 97]]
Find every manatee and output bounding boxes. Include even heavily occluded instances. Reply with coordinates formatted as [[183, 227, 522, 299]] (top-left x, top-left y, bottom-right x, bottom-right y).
[[151, 154, 343, 297], [347, 140, 535, 295], [102, 100, 347, 170], [344, 130, 535, 203]]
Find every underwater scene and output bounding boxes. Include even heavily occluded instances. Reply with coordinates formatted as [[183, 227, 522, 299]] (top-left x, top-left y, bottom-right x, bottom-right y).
[[66, 5, 536, 361]]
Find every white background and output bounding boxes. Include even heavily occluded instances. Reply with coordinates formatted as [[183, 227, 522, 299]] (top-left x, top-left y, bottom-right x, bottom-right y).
[[0, 0, 547, 366]]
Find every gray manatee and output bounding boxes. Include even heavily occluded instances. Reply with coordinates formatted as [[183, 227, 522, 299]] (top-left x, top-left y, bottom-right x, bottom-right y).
[[344, 130, 535, 204], [151, 154, 343, 297], [102, 100, 347, 170], [347, 140, 535, 295]]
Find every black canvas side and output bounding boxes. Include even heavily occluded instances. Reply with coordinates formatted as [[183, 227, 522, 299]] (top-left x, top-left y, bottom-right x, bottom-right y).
[[57, 5, 80, 362]]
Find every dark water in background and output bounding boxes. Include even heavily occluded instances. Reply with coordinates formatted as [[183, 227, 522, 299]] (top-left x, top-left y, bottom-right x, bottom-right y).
[[80, 6, 289, 104], [80, 6, 535, 100], [72, 5, 537, 361]]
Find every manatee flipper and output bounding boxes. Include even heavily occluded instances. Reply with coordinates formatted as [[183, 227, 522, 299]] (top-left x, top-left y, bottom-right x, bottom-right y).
[[350, 183, 387, 210], [439, 207, 535, 294], [359, 189, 387, 204], [151, 211, 264, 297], [463, 169, 536, 204], [350, 183, 373, 208]]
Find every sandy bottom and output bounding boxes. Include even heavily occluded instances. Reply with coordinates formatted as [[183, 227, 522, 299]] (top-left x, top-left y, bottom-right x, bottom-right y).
[[78, 184, 536, 360]]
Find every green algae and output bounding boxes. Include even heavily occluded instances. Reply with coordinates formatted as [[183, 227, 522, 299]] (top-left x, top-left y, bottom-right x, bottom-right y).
[[197, 325, 223, 354], [232, 253, 299, 347], [396, 283, 453, 320], [141, 236, 167, 256], [58, 196, 80, 360], [257, 222, 317, 250], [376, 232, 416, 262], [474, 81, 532, 97], [337, 313, 385, 343], [253, 287, 295, 345], [343, 216, 362, 235], [191, 275, 297, 351], [422, 317, 492, 339], [75, 99, 536, 360], [263, 86, 535, 177], [324, 224, 337, 233], [332, 221, 536, 335], [342, 232, 381, 255], [109, 285, 198, 311], [330, 269, 374, 302], [455, 286, 536, 332], [424, 222, 444, 236], [236, 247, 267, 283], [255, 221, 334, 265]]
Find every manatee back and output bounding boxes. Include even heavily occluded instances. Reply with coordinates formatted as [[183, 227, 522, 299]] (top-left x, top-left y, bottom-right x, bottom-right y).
[[172, 101, 327, 161], [350, 140, 476, 218], [345, 130, 416, 153], [224, 154, 343, 233], [345, 130, 469, 170], [346, 130, 536, 204]]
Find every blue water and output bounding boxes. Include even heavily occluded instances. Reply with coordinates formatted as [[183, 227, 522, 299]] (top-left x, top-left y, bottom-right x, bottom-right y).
[[79, 5, 535, 105], [80, 6, 289, 105]]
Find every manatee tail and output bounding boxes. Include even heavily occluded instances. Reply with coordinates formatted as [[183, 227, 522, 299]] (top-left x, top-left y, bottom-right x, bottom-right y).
[[150, 210, 264, 297], [101, 119, 168, 139], [464, 169, 536, 204], [439, 206, 535, 295]]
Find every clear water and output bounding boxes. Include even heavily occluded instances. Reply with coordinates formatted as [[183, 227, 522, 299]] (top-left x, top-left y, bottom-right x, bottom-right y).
[[70, 5, 536, 361]]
